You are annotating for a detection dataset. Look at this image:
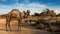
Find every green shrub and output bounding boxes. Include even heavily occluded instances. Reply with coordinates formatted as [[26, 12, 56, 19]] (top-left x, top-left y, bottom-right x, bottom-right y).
[[37, 24, 45, 29], [49, 25, 57, 32]]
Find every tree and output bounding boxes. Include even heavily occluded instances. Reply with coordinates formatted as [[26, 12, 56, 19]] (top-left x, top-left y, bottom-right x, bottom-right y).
[[40, 12, 45, 16], [34, 13, 39, 16], [26, 10, 30, 16], [57, 13, 60, 16], [23, 11, 26, 16], [46, 8, 51, 16], [51, 10, 56, 17], [39, 8, 51, 16], [23, 11, 27, 18], [0, 14, 7, 18]]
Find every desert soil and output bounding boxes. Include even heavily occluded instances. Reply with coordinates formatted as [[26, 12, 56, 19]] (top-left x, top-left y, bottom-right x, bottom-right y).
[[0, 19, 59, 34]]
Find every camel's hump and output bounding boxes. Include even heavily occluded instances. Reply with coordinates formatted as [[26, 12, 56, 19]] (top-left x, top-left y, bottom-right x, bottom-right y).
[[8, 9, 23, 16], [12, 11, 20, 14]]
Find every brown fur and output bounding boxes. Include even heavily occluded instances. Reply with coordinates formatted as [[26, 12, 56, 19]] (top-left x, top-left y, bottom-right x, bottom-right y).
[[6, 9, 23, 31]]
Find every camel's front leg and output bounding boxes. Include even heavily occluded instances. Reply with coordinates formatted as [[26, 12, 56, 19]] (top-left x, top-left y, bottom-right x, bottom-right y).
[[6, 18, 9, 31], [6, 21, 8, 31], [18, 22, 19, 31], [18, 19, 21, 31]]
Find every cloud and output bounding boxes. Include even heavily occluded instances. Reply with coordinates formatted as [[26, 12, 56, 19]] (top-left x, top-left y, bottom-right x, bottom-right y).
[[14, 2, 47, 8], [54, 9, 60, 14], [0, 3, 47, 15], [0, 2, 60, 15], [12, 3, 47, 15], [28, 3, 46, 8]]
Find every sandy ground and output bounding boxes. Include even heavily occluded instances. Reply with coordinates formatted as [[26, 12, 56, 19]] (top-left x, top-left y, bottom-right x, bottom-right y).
[[0, 19, 59, 34]]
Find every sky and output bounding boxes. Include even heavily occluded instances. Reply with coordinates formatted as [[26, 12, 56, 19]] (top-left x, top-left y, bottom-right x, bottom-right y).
[[0, 0, 60, 15]]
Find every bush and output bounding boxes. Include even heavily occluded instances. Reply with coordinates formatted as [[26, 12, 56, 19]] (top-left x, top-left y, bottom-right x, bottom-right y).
[[36, 23, 45, 29], [49, 25, 57, 32]]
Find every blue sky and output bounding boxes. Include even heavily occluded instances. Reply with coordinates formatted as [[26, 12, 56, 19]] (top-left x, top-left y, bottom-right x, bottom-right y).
[[0, 0, 60, 15]]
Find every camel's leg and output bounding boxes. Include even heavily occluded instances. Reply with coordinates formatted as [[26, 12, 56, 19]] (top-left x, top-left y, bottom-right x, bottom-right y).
[[18, 19, 21, 31], [6, 17, 9, 31], [6, 20, 8, 31], [6, 17, 11, 31], [8, 20, 11, 31], [6, 19, 11, 31]]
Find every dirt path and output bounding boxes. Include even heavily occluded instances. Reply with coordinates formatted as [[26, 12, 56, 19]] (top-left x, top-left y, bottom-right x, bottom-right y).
[[0, 19, 59, 34]]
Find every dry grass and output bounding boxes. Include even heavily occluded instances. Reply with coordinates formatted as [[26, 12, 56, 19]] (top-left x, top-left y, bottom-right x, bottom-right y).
[[0, 19, 49, 34]]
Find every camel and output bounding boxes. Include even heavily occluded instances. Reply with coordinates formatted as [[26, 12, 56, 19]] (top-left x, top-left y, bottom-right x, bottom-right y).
[[6, 9, 23, 31]]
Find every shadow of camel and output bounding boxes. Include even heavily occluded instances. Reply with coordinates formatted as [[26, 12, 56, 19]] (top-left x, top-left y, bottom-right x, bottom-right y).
[[0, 29, 6, 31]]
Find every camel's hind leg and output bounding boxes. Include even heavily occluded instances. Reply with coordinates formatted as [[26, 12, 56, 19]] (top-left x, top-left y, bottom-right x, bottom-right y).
[[6, 18, 11, 31], [8, 20, 11, 31], [18, 19, 21, 31]]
